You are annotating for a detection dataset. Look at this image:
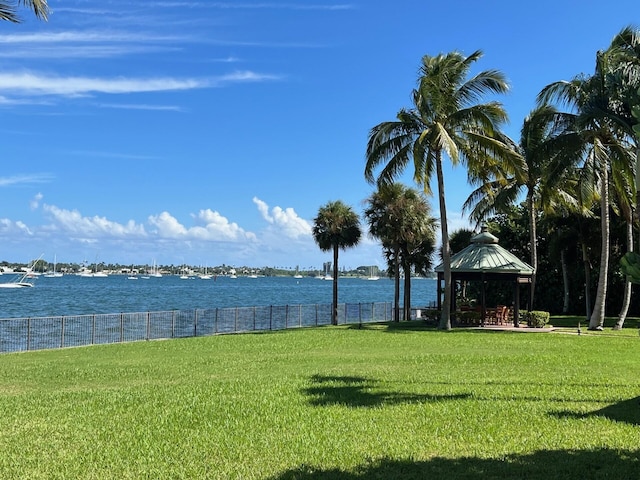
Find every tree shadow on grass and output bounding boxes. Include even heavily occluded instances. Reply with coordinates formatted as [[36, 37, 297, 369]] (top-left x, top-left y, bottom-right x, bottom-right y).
[[303, 374, 470, 407], [268, 448, 640, 480], [551, 396, 640, 426]]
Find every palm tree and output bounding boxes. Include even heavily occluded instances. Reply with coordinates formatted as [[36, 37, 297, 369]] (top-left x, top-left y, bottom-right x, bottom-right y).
[[365, 50, 515, 330], [364, 183, 437, 321], [312, 201, 362, 325], [538, 47, 636, 330], [0, 0, 49, 22], [464, 105, 585, 310]]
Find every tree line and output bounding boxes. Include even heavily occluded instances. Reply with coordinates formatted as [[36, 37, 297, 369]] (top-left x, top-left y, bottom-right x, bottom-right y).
[[315, 26, 640, 332]]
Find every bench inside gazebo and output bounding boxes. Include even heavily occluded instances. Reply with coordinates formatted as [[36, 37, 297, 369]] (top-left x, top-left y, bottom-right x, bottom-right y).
[[434, 225, 534, 327]]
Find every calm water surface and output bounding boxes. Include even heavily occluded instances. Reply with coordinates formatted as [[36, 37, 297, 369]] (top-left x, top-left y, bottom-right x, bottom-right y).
[[0, 275, 437, 319]]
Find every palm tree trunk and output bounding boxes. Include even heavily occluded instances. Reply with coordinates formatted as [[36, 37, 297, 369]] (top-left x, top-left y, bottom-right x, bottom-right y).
[[435, 151, 452, 330], [588, 166, 610, 330], [332, 245, 339, 325], [403, 260, 411, 321], [393, 247, 400, 322], [614, 220, 633, 330], [581, 242, 592, 320], [527, 191, 537, 310], [561, 248, 570, 314]]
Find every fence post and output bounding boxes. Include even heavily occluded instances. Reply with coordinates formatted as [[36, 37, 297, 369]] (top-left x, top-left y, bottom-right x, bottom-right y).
[[315, 304, 318, 326], [120, 313, 124, 342], [60, 317, 65, 348], [299, 304, 302, 327], [146, 312, 151, 340], [234, 307, 238, 333], [285, 305, 289, 329], [194, 309, 198, 337], [269, 305, 273, 330], [215, 308, 218, 334], [359, 303, 362, 328], [253, 306, 256, 331], [171, 310, 175, 338], [27, 318, 31, 351]]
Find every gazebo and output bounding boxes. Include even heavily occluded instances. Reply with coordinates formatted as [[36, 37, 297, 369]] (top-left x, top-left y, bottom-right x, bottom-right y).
[[434, 225, 534, 326]]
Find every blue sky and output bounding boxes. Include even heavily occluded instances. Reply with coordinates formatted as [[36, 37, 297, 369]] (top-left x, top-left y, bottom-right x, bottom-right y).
[[0, 0, 636, 270]]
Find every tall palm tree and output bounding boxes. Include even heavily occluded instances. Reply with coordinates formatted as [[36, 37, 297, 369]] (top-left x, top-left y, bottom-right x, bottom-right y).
[[539, 47, 636, 330], [0, 0, 49, 22], [364, 183, 437, 321], [365, 50, 515, 330], [312, 201, 362, 325], [464, 105, 585, 310]]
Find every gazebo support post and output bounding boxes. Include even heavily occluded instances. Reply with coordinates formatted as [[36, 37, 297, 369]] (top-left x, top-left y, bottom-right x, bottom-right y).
[[480, 274, 487, 327], [513, 281, 520, 327]]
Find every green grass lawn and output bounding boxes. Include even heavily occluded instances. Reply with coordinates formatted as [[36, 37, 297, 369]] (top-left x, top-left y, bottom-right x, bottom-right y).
[[0, 321, 638, 479]]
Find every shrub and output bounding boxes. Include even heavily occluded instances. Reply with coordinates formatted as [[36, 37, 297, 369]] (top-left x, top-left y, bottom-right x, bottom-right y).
[[525, 310, 550, 328], [422, 309, 440, 324]]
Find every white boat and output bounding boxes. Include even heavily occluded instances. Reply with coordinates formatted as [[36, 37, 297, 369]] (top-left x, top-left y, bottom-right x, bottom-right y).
[[366, 266, 380, 281], [127, 265, 138, 280], [77, 258, 108, 277], [0, 255, 43, 288], [44, 254, 63, 278], [0, 271, 35, 288], [150, 259, 162, 278], [199, 264, 212, 279]]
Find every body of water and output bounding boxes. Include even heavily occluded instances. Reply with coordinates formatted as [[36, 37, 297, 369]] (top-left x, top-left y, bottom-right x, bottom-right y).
[[0, 274, 438, 319]]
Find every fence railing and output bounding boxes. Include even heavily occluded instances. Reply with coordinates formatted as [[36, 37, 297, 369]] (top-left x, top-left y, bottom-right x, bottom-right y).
[[0, 302, 392, 353]]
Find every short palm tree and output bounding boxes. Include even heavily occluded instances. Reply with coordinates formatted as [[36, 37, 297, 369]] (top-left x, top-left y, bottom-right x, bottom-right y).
[[365, 50, 515, 329], [364, 183, 437, 321], [312, 201, 362, 325], [0, 0, 49, 22]]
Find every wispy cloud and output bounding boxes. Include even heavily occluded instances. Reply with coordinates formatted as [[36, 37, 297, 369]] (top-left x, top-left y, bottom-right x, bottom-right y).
[[0, 45, 182, 59], [160, 3, 355, 10], [97, 103, 184, 112], [0, 31, 187, 44], [66, 150, 159, 161], [0, 71, 280, 97], [0, 174, 54, 187]]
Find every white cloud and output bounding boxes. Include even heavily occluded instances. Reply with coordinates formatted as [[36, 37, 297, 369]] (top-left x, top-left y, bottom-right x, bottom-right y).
[[97, 103, 183, 112], [0, 71, 280, 98], [0, 73, 206, 96], [0, 173, 53, 186], [43, 204, 147, 238], [253, 197, 312, 239], [30, 193, 43, 210], [148, 210, 256, 242]]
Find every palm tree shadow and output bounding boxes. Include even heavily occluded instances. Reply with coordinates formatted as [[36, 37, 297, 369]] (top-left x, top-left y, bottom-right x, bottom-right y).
[[304, 374, 470, 407], [551, 396, 640, 426], [268, 448, 640, 479]]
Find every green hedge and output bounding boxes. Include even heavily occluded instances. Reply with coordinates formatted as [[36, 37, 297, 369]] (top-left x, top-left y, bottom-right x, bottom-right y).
[[525, 310, 550, 328]]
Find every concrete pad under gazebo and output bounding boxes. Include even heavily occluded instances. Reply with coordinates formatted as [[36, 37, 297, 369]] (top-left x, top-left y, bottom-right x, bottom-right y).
[[434, 225, 534, 327]]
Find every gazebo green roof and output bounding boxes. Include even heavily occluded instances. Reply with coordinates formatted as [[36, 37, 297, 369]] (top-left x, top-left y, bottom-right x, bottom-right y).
[[435, 226, 534, 275]]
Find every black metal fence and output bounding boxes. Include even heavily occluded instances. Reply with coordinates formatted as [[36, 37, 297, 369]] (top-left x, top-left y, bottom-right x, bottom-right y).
[[0, 302, 392, 353]]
